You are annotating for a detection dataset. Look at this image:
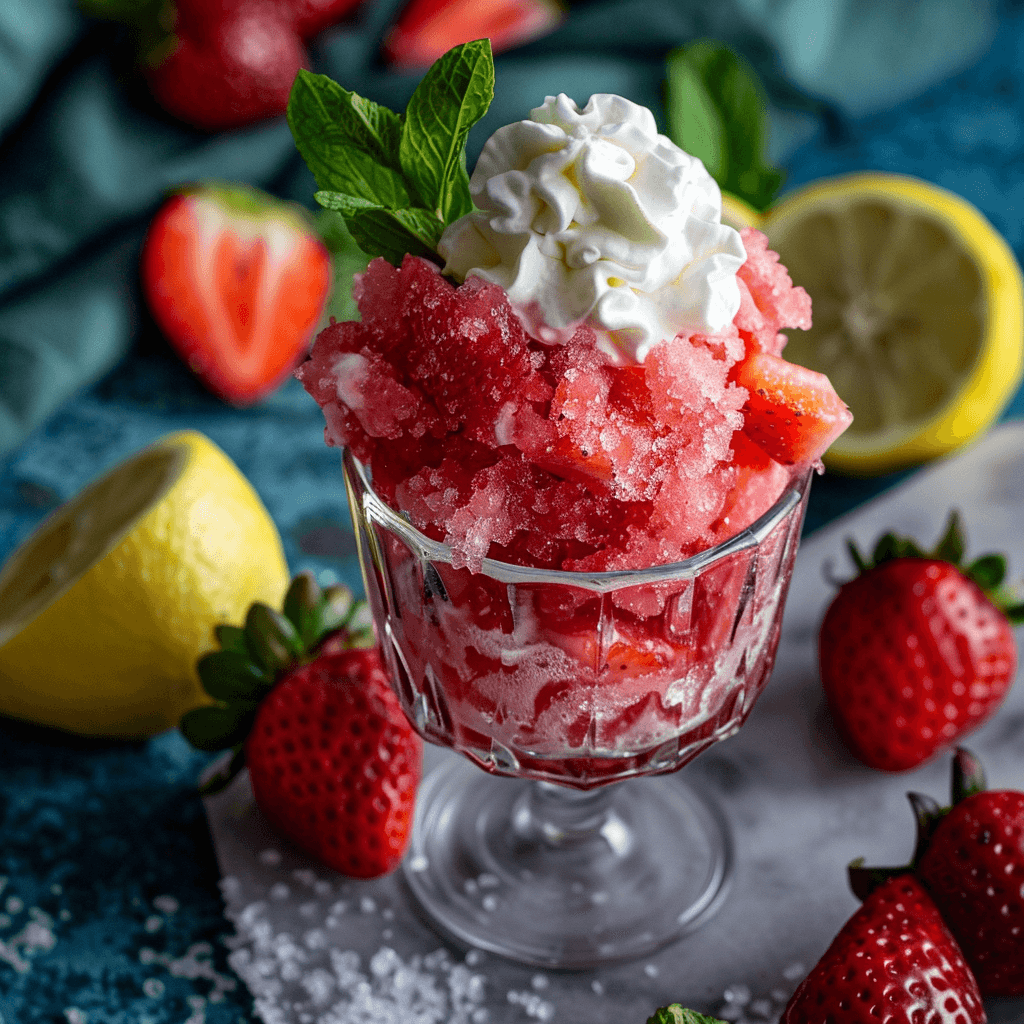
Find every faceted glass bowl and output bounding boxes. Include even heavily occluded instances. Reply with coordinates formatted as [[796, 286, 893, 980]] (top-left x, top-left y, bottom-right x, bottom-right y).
[[343, 449, 812, 966]]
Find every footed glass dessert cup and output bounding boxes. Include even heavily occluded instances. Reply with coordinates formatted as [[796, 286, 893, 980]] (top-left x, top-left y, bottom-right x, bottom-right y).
[[343, 450, 812, 968]]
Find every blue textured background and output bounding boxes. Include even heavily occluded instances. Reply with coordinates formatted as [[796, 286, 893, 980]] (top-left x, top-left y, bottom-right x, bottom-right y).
[[2, 0, 1024, 1020]]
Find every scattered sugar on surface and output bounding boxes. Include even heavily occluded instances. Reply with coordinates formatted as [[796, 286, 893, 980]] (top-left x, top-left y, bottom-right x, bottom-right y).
[[713, 966, 805, 1024], [506, 989, 554, 1021], [138, 941, 237, 1004], [152, 894, 180, 914], [0, 888, 58, 974], [226, 894, 491, 1024]]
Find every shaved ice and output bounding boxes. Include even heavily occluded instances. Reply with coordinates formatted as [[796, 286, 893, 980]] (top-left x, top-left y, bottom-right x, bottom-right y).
[[298, 228, 813, 572]]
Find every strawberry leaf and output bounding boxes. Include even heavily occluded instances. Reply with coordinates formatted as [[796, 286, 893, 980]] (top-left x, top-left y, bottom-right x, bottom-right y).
[[951, 747, 986, 804], [197, 650, 269, 703], [965, 553, 1006, 590], [244, 604, 304, 674], [214, 624, 249, 656], [198, 745, 247, 796], [282, 571, 323, 643], [646, 1007, 727, 1024], [847, 857, 907, 902], [932, 510, 965, 564], [399, 39, 494, 223], [846, 539, 869, 574], [179, 704, 254, 752], [872, 532, 903, 564], [908, 792, 945, 860]]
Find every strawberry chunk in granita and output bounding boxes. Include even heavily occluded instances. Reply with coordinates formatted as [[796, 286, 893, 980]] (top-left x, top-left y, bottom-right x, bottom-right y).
[[296, 227, 846, 572]]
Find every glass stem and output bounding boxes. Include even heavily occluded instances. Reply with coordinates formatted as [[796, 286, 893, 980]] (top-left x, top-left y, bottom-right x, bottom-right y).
[[512, 780, 622, 850]]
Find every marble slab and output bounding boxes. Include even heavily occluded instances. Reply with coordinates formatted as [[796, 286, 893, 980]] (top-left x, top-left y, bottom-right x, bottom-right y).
[[203, 422, 1024, 1024]]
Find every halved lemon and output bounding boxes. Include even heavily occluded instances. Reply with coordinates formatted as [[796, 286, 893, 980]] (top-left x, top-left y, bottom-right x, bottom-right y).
[[0, 431, 289, 738], [762, 172, 1024, 475]]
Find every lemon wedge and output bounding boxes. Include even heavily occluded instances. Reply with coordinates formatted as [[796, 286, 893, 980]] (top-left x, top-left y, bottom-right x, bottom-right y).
[[0, 431, 289, 738], [761, 172, 1024, 474]]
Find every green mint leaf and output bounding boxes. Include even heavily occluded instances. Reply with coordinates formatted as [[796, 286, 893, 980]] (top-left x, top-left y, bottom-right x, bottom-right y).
[[664, 52, 727, 183], [665, 41, 784, 211], [346, 208, 441, 265], [288, 71, 414, 209], [399, 39, 494, 223], [314, 191, 387, 217]]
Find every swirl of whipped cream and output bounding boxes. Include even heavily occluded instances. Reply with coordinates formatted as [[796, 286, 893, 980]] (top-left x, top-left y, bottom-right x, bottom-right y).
[[438, 93, 747, 362]]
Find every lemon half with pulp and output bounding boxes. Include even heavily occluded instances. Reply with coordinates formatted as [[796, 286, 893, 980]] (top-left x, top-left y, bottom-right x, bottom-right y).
[[0, 430, 289, 738], [762, 172, 1024, 474]]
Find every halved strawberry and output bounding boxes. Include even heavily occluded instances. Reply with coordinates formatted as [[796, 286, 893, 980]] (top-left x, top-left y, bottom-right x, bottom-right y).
[[142, 183, 331, 406], [732, 351, 852, 465], [382, 0, 565, 71]]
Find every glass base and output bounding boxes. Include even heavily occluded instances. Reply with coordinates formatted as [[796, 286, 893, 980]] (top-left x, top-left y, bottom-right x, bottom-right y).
[[403, 756, 732, 969]]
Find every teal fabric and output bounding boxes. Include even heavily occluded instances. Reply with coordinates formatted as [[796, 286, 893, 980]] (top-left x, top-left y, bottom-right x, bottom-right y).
[[0, 0, 997, 459]]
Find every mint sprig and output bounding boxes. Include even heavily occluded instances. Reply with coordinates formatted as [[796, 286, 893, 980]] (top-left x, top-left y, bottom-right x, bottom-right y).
[[664, 41, 784, 212], [287, 40, 494, 265]]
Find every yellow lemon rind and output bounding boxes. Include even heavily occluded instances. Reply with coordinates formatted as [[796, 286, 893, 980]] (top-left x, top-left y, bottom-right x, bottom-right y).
[[0, 431, 289, 738], [765, 172, 1024, 476]]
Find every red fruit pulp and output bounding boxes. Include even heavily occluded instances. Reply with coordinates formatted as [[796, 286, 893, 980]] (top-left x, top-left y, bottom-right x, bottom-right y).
[[383, 0, 564, 71], [144, 189, 331, 405]]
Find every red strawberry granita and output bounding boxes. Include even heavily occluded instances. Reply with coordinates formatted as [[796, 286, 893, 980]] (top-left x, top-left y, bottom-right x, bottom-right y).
[[299, 227, 833, 572], [296, 91, 850, 783]]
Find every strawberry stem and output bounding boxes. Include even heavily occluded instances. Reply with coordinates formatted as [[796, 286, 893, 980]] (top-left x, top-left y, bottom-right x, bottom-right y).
[[951, 747, 987, 804], [908, 791, 945, 861]]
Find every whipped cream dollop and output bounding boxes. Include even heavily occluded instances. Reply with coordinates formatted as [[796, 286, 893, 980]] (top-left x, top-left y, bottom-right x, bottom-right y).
[[438, 93, 747, 362]]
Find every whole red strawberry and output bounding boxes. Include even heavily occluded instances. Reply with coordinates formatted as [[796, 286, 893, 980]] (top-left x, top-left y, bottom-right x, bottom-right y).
[[180, 573, 422, 878], [781, 874, 986, 1023], [148, 3, 307, 132], [142, 182, 332, 406], [852, 748, 1024, 998], [819, 512, 1022, 772], [81, 0, 363, 131]]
